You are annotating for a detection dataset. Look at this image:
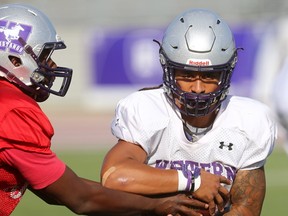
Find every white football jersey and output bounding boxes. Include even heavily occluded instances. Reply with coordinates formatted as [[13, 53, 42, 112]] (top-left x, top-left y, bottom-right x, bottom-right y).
[[111, 87, 277, 187]]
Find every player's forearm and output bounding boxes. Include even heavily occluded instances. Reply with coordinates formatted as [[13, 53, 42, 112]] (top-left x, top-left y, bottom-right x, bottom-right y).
[[223, 206, 253, 216], [226, 168, 266, 216], [81, 186, 158, 216], [102, 164, 178, 195], [29, 187, 61, 205], [42, 167, 158, 215]]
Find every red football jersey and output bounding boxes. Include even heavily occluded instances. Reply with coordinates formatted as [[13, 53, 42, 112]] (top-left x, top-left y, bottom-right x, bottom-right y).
[[0, 80, 65, 215], [0, 162, 27, 216]]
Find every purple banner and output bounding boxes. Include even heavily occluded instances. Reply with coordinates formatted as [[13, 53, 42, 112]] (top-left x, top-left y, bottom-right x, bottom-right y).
[[90, 25, 263, 96]]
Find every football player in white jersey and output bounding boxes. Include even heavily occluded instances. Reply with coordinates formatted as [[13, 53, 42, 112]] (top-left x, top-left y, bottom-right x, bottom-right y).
[[101, 9, 277, 216]]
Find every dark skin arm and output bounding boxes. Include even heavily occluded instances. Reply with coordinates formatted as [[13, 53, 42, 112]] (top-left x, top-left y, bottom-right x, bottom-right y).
[[101, 140, 231, 215], [30, 165, 209, 216], [29, 178, 104, 205], [224, 167, 266, 216]]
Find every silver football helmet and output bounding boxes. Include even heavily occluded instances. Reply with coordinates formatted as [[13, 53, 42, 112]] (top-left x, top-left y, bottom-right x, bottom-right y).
[[0, 3, 72, 102], [158, 9, 238, 117]]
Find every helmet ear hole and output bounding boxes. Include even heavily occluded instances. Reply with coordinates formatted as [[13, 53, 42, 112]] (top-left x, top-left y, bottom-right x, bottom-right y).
[[8, 56, 22, 67], [0, 3, 73, 102]]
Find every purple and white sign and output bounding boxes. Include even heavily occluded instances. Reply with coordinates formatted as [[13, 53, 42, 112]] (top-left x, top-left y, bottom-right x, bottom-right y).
[[0, 20, 32, 54], [90, 28, 163, 86], [90, 25, 263, 97]]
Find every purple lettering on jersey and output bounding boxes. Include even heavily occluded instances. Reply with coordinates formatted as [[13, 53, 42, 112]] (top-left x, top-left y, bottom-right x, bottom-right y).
[[212, 161, 224, 176], [155, 159, 236, 181], [200, 163, 211, 172], [155, 160, 170, 169], [225, 166, 237, 181], [170, 160, 184, 170], [0, 20, 32, 54], [184, 160, 198, 171]]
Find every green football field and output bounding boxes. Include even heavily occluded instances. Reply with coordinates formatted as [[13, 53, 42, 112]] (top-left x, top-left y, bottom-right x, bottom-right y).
[[11, 147, 288, 216]]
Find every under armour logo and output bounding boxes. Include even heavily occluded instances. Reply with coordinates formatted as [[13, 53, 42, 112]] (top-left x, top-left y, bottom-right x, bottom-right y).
[[219, 141, 233, 150]]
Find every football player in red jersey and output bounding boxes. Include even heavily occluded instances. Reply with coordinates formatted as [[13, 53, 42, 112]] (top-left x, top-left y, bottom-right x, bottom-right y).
[[0, 3, 209, 216]]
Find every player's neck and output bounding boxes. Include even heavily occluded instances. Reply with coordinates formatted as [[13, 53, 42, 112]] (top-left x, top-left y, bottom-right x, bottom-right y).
[[182, 110, 218, 128]]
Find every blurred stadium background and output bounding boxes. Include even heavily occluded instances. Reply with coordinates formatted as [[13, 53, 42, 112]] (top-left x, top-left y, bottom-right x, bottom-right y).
[[2, 0, 288, 215]]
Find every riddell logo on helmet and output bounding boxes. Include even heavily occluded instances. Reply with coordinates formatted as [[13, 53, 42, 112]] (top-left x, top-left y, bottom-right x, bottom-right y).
[[186, 59, 211, 66]]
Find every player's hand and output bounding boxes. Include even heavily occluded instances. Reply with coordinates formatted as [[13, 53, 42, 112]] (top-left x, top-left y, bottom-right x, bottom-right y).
[[153, 194, 208, 216], [192, 170, 231, 215]]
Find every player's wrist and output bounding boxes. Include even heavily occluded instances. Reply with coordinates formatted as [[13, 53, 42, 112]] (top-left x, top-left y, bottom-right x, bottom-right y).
[[177, 167, 201, 192], [193, 167, 201, 191], [177, 170, 189, 191]]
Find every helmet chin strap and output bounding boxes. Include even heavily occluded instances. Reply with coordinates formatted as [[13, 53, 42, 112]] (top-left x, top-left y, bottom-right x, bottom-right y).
[[0, 65, 32, 91], [18, 37, 38, 62], [3, 37, 51, 102]]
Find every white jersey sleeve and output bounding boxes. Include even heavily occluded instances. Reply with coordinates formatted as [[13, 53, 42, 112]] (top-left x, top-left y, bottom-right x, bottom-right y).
[[111, 88, 170, 154], [112, 91, 276, 175], [218, 96, 277, 170]]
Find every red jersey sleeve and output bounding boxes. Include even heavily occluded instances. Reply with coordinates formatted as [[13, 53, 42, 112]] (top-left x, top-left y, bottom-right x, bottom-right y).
[[1, 148, 66, 189], [0, 107, 54, 154], [0, 80, 54, 154]]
